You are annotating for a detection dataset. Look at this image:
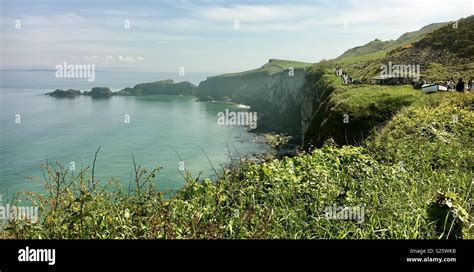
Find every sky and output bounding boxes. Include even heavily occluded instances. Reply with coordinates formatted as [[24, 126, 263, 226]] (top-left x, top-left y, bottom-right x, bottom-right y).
[[1, 0, 473, 73]]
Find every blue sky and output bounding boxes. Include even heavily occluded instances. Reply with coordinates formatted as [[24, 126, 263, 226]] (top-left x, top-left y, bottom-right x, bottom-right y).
[[1, 0, 473, 73]]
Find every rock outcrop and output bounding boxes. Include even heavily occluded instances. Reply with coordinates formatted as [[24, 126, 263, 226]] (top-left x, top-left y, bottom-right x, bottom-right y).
[[83, 87, 114, 98], [116, 80, 196, 96], [45, 80, 196, 99], [45, 89, 82, 98]]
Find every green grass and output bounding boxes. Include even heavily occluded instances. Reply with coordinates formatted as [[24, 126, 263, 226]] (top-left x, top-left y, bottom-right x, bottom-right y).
[[218, 59, 313, 77], [3, 93, 472, 240], [336, 22, 448, 66], [415, 16, 474, 59], [422, 62, 474, 83], [303, 70, 424, 148], [367, 93, 474, 239], [2, 17, 473, 240], [335, 84, 421, 111], [331, 17, 470, 82]]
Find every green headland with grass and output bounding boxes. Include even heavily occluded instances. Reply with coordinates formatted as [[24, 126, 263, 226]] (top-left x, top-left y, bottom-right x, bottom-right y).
[[3, 16, 473, 240]]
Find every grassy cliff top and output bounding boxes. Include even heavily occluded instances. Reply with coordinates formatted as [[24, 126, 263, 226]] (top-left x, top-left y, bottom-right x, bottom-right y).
[[213, 59, 313, 78], [135, 79, 175, 85], [132, 80, 196, 89], [330, 16, 473, 81], [335, 21, 450, 67]]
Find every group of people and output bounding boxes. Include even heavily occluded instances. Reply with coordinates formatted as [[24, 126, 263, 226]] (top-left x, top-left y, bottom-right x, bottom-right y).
[[333, 64, 473, 92], [334, 66, 353, 84], [445, 78, 474, 92]]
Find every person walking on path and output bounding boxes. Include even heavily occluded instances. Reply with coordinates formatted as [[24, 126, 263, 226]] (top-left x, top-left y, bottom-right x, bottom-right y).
[[455, 78, 465, 92], [447, 78, 455, 90]]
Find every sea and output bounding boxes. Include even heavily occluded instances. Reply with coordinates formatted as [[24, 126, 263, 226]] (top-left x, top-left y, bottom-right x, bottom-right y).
[[0, 70, 270, 198]]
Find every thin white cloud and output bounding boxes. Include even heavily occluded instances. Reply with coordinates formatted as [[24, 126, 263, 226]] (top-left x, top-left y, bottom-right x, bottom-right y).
[[118, 56, 144, 63], [323, 0, 470, 26], [198, 4, 322, 22], [2, 0, 473, 71]]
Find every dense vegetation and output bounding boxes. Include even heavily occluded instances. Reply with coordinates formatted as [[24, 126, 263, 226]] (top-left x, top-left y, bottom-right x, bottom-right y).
[[333, 16, 473, 82], [4, 16, 473, 240], [303, 67, 423, 148], [414, 16, 474, 59], [3, 93, 472, 239]]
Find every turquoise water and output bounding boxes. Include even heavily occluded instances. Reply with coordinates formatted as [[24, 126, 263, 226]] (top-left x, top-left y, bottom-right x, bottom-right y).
[[0, 71, 270, 197]]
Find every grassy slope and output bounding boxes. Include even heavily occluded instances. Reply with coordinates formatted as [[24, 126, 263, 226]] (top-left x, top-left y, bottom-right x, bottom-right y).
[[336, 22, 448, 62], [303, 68, 422, 148], [414, 16, 474, 59], [3, 18, 473, 240], [6, 94, 472, 239], [409, 15, 474, 81], [296, 16, 473, 238], [216, 59, 313, 78], [304, 15, 473, 147], [331, 18, 474, 81]]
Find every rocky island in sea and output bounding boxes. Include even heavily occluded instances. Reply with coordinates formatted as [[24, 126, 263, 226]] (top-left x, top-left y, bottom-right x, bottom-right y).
[[45, 89, 82, 98], [45, 79, 196, 98], [83, 87, 114, 98]]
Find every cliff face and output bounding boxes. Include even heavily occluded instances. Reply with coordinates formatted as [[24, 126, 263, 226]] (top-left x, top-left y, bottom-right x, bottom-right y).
[[194, 60, 351, 144], [301, 68, 424, 149], [196, 65, 308, 137]]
